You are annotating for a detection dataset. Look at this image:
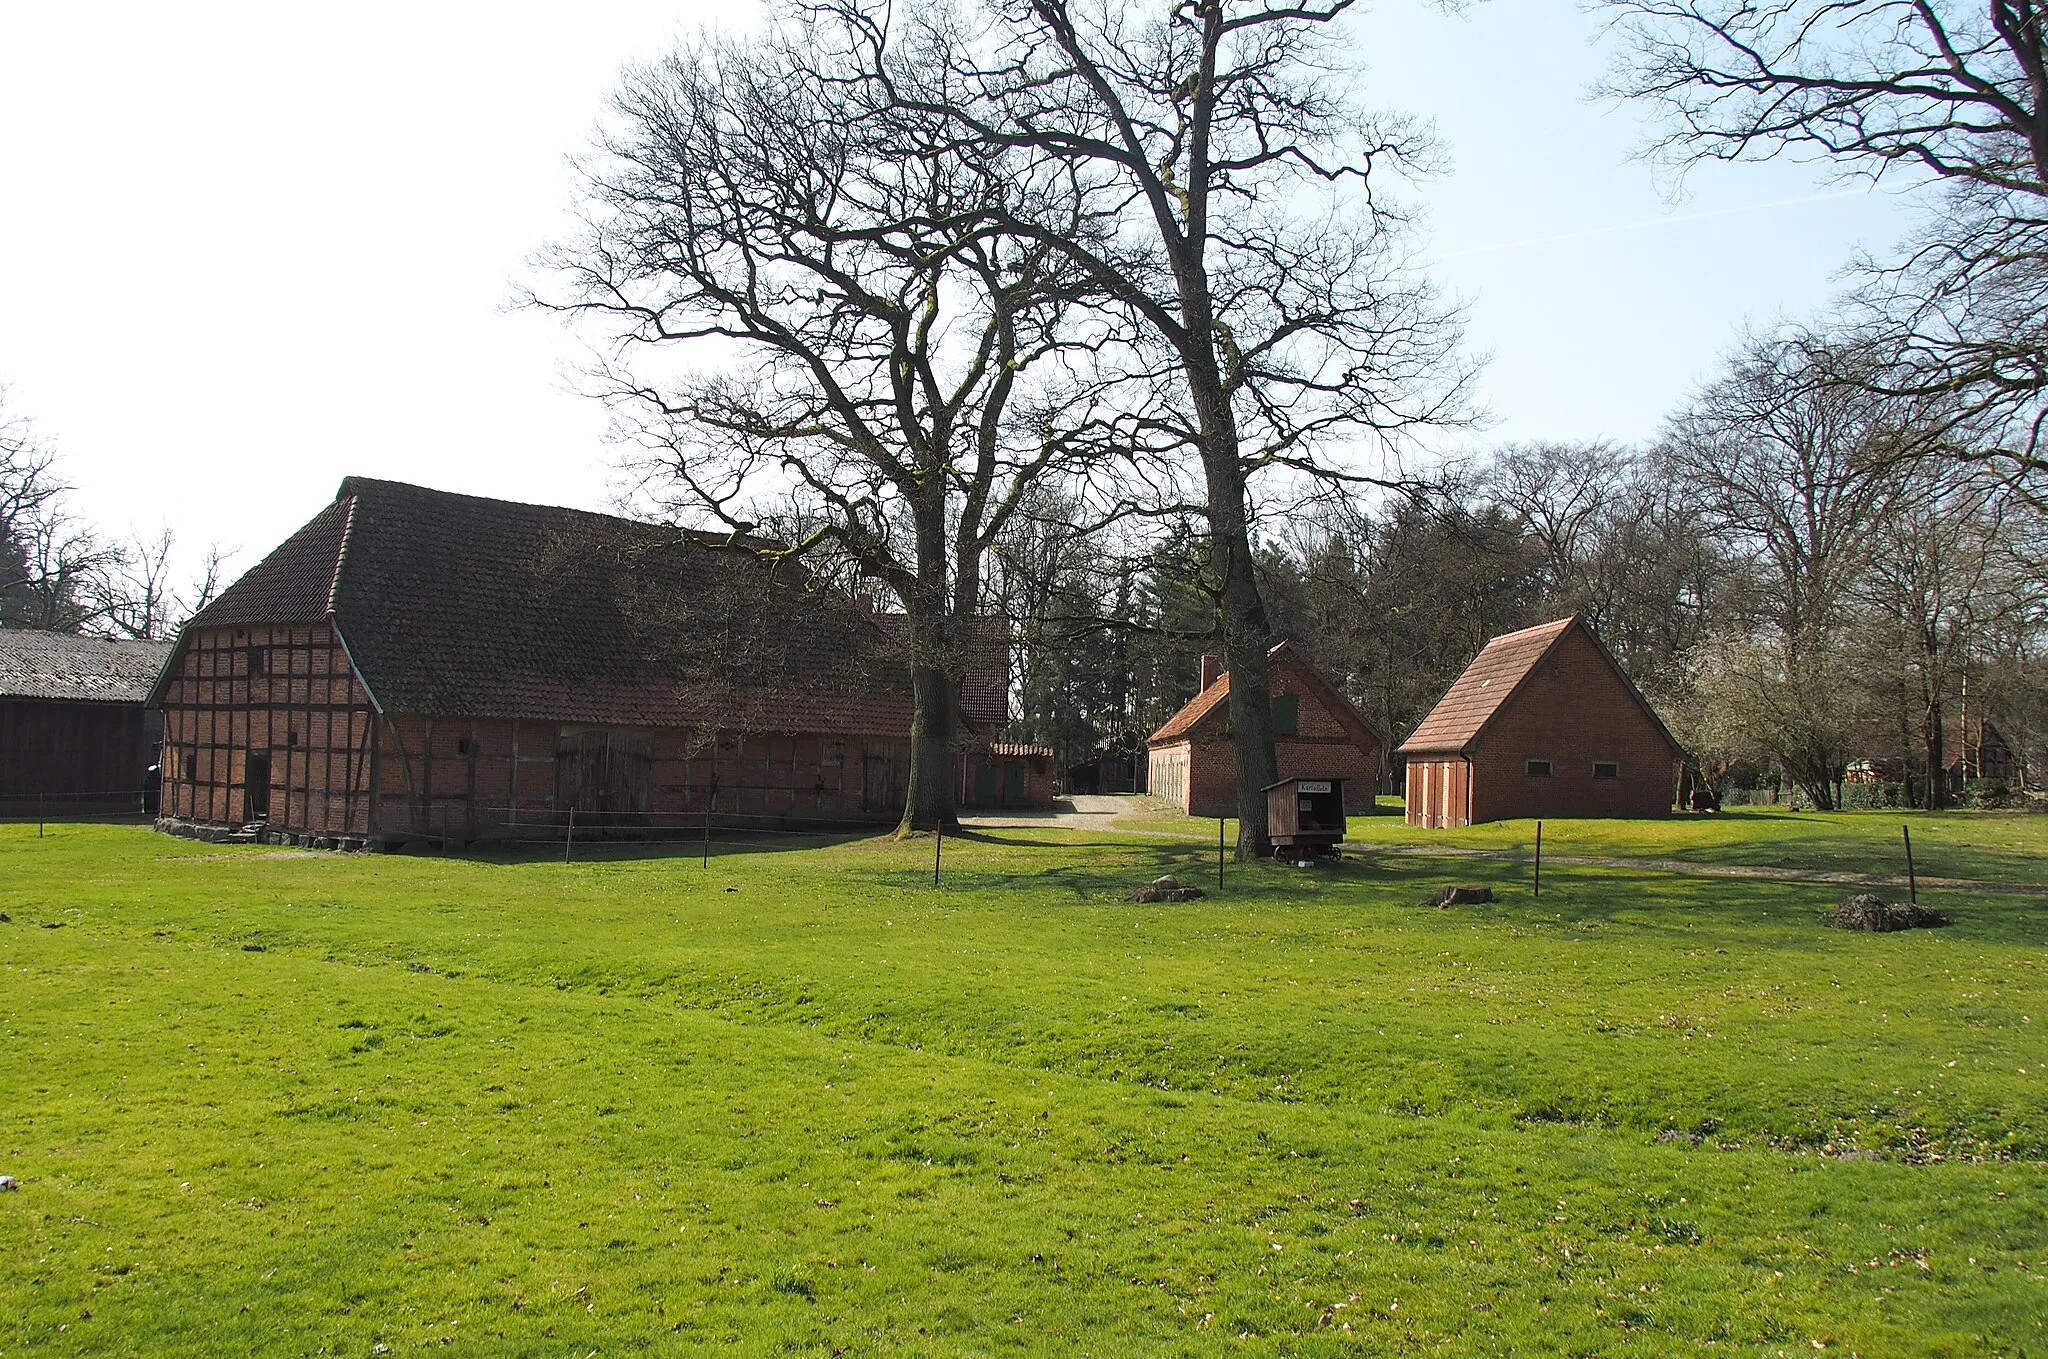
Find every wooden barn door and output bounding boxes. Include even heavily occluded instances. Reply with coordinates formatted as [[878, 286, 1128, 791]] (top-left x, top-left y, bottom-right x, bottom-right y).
[[554, 728, 654, 825], [861, 751, 905, 816]]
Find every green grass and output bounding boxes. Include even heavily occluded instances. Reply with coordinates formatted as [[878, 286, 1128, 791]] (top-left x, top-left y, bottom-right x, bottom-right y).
[[3, 821, 2046, 1355], [1124, 801, 2048, 885]]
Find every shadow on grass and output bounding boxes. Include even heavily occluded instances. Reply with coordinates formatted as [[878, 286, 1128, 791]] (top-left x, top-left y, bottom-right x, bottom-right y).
[[450, 829, 886, 866]]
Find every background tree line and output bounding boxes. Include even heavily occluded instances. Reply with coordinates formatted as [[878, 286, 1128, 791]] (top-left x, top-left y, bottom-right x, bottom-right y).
[[546, 0, 2048, 835], [993, 328, 2048, 811], [0, 387, 223, 640]]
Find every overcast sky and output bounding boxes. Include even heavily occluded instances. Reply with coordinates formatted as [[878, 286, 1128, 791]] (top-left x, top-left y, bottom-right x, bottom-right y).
[[0, 1, 1920, 585]]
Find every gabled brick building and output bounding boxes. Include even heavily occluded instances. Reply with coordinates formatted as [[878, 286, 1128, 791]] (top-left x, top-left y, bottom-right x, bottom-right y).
[[1146, 642, 1381, 818], [149, 478, 966, 847], [1398, 615, 1680, 827]]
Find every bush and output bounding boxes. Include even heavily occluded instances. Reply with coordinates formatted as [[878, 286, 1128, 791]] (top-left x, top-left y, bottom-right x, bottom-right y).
[[1961, 779, 2021, 809], [1841, 781, 1908, 811]]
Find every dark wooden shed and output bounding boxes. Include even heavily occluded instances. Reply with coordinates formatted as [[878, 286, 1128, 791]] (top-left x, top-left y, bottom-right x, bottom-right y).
[[1, 630, 171, 815], [1265, 776, 1347, 857]]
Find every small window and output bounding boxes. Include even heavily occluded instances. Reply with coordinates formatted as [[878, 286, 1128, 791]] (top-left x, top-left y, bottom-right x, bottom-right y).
[[246, 646, 268, 677], [286, 731, 300, 747], [821, 741, 845, 768], [457, 738, 473, 757], [1526, 759, 1553, 778], [1272, 694, 1299, 735], [1593, 761, 1620, 779]]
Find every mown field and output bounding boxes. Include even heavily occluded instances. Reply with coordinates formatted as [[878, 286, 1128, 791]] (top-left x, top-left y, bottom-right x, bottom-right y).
[[3, 814, 2045, 1356], [1123, 802, 2048, 886]]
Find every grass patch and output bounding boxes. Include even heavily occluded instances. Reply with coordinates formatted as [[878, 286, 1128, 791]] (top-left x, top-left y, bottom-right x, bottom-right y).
[[1, 821, 2044, 1354], [1126, 800, 2048, 886]]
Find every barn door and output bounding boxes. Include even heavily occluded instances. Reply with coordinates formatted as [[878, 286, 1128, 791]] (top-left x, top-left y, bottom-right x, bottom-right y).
[[244, 749, 271, 823], [1003, 759, 1026, 806], [555, 728, 654, 824]]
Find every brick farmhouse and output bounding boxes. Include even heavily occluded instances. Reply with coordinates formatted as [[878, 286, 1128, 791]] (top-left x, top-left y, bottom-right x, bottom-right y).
[[1398, 615, 1681, 827], [1146, 642, 1382, 818], [1, 629, 171, 814], [149, 478, 1010, 848]]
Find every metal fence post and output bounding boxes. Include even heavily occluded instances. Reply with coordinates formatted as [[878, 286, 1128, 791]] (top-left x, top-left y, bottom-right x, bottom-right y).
[[933, 821, 942, 887], [564, 805, 575, 864], [1218, 817, 1225, 890], [1533, 820, 1542, 898]]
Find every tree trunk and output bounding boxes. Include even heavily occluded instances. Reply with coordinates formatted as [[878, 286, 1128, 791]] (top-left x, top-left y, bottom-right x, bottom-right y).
[[1923, 697, 1948, 811], [900, 641, 959, 834], [1201, 442, 1279, 859], [898, 497, 960, 836]]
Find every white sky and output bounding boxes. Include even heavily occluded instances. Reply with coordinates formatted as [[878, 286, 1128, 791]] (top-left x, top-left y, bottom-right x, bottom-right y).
[[0, 1, 1920, 585]]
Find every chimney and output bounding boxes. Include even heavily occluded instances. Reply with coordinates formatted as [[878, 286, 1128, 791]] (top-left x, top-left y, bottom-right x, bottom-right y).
[[1199, 654, 1221, 691]]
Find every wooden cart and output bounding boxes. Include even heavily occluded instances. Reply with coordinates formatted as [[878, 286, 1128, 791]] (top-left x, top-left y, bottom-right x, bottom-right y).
[[1265, 776, 1347, 858]]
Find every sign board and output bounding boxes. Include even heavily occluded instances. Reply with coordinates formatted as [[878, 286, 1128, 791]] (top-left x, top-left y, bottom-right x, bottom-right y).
[[1296, 780, 1332, 794]]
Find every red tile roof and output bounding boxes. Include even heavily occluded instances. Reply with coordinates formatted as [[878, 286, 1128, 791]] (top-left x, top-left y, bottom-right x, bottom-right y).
[[1147, 641, 1381, 751], [1395, 615, 1678, 757], [1396, 617, 1575, 755], [1148, 660, 1238, 743]]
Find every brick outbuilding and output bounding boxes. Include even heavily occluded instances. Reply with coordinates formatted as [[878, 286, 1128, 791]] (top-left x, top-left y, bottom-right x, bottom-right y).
[[1147, 643, 1381, 818], [1397, 615, 1681, 827], [147, 477, 988, 848]]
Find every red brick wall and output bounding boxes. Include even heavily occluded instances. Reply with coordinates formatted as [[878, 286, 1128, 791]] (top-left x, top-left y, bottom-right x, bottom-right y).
[[1467, 626, 1677, 822], [371, 715, 912, 839], [157, 624, 377, 836], [1150, 653, 1380, 819], [161, 623, 914, 842]]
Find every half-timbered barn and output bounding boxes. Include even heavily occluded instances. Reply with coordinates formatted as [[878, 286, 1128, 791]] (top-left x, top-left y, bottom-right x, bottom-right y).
[[1398, 615, 1681, 827], [1, 629, 171, 814], [150, 477, 963, 848], [1146, 643, 1382, 819]]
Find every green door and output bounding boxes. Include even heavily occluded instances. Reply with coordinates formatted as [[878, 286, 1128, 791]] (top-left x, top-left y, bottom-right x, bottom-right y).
[[973, 760, 998, 806], [1003, 760, 1027, 806]]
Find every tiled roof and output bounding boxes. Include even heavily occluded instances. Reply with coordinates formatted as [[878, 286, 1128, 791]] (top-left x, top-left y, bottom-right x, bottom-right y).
[[0, 630, 173, 703], [168, 478, 921, 736], [983, 742, 1054, 758], [1397, 617, 1574, 755], [1147, 654, 1244, 743], [870, 613, 1012, 732], [1395, 615, 1679, 757], [1147, 641, 1380, 750]]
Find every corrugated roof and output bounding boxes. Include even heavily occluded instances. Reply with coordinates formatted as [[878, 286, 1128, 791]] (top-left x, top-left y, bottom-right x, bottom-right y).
[[165, 478, 926, 736], [0, 630, 173, 703]]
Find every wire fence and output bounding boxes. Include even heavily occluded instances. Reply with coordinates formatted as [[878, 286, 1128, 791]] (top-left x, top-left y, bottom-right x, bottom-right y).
[[0, 789, 158, 833]]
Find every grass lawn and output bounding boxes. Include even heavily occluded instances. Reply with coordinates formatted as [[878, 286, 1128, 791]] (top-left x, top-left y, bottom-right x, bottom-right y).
[[3, 820, 2045, 1355], [1122, 801, 2048, 886]]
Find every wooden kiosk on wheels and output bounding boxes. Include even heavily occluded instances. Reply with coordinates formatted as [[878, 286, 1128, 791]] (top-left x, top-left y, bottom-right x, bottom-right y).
[[1266, 776, 1347, 859]]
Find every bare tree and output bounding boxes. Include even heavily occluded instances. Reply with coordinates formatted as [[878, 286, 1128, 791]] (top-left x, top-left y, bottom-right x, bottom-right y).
[[541, 13, 1099, 832], [1600, 0, 2048, 489], [1663, 332, 1940, 805], [863, 0, 1476, 855]]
